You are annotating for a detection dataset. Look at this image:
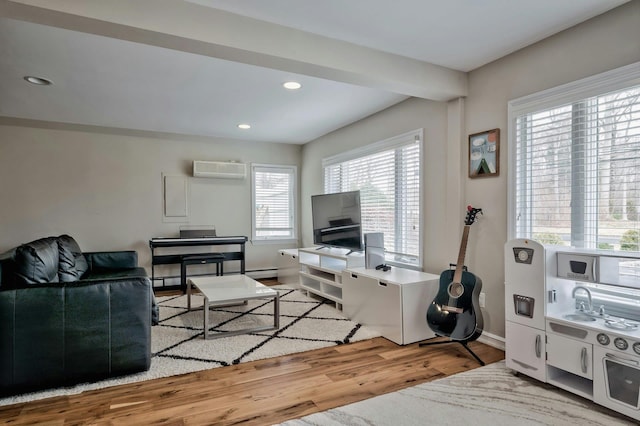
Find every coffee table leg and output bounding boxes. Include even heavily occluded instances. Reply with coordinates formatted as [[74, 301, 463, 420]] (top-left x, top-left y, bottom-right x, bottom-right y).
[[203, 296, 209, 340], [274, 292, 280, 329], [187, 279, 192, 311]]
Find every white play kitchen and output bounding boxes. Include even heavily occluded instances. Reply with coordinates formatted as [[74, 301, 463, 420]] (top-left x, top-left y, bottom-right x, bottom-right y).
[[505, 239, 640, 422]]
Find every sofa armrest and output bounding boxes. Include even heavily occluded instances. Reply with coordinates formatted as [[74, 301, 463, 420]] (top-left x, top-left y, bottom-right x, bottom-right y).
[[0, 249, 17, 290], [84, 251, 138, 271]]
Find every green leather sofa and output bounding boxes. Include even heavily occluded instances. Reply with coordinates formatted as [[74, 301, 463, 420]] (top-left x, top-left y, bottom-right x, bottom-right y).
[[0, 235, 156, 396]]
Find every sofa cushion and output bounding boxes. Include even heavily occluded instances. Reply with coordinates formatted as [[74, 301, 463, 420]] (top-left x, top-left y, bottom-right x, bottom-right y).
[[14, 237, 59, 285], [57, 235, 88, 282], [82, 268, 159, 325]]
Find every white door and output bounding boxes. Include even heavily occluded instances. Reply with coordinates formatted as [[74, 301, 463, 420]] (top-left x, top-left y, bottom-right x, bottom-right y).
[[547, 332, 593, 379], [343, 271, 402, 344], [505, 321, 546, 382], [593, 346, 640, 421]]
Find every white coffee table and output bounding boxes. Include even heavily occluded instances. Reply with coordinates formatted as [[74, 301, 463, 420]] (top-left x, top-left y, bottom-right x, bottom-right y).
[[187, 275, 280, 340]]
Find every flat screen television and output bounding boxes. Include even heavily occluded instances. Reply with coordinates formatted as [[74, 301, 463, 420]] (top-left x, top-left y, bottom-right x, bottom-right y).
[[311, 190, 363, 252]]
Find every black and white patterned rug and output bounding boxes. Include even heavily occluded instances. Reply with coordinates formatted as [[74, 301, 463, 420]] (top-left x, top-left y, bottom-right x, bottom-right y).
[[0, 286, 380, 406], [154, 285, 380, 367]]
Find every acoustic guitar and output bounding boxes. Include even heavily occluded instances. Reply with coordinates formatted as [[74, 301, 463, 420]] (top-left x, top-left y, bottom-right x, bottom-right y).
[[426, 206, 484, 341]]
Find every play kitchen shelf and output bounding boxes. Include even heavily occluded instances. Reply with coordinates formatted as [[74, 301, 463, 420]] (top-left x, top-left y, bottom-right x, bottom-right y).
[[544, 309, 640, 403], [505, 240, 640, 422], [297, 247, 364, 309]]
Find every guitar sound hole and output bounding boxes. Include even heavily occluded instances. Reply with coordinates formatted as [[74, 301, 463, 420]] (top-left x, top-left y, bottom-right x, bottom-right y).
[[448, 282, 464, 298]]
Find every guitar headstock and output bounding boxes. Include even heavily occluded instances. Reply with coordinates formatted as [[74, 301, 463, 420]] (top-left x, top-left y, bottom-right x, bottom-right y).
[[465, 205, 483, 225]]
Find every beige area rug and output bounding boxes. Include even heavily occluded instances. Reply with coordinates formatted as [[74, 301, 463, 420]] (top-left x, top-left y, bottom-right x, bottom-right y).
[[279, 360, 637, 426], [0, 285, 380, 406]]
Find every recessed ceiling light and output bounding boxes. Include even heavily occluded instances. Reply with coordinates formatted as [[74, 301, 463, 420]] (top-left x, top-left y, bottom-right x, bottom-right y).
[[237, 124, 251, 130], [24, 76, 53, 86], [283, 81, 302, 90]]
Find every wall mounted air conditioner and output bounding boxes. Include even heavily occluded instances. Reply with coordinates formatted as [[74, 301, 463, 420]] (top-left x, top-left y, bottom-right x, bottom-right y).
[[193, 161, 247, 179]]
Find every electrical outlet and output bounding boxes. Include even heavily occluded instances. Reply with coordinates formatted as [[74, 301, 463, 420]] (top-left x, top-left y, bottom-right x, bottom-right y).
[[479, 292, 486, 308]]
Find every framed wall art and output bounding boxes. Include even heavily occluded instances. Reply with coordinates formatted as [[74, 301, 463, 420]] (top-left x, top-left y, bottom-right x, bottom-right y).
[[469, 128, 499, 178]]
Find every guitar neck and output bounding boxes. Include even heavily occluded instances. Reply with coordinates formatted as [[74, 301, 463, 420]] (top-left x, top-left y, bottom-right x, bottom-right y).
[[453, 225, 470, 283]]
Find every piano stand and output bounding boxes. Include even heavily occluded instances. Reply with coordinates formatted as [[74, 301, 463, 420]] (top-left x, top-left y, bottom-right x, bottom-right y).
[[149, 236, 247, 292]]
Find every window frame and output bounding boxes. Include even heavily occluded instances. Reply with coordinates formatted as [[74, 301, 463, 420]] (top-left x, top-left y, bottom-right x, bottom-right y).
[[251, 163, 297, 244], [507, 61, 640, 246], [322, 129, 423, 268]]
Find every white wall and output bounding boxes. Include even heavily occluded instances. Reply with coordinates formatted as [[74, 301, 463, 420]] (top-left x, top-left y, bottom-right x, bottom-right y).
[[464, 1, 640, 337], [300, 1, 640, 339], [0, 124, 301, 276]]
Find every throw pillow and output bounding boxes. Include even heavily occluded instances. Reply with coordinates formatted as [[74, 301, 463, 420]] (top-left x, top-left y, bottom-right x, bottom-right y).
[[57, 234, 89, 282], [14, 236, 60, 285]]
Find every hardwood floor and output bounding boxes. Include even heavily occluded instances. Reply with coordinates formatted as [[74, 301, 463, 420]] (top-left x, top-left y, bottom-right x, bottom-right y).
[[1, 280, 504, 425], [0, 337, 503, 425]]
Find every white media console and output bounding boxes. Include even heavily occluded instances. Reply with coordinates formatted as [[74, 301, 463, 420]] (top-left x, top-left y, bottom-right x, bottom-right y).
[[343, 267, 440, 345], [285, 247, 439, 345], [297, 247, 364, 310]]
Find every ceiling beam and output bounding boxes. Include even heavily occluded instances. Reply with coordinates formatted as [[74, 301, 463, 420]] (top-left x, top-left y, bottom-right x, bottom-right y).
[[1, 0, 467, 101]]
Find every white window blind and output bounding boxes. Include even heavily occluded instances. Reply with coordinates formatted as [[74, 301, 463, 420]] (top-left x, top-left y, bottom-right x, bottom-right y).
[[252, 164, 296, 242], [323, 130, 422, 265], [511, 66, 640, 251]]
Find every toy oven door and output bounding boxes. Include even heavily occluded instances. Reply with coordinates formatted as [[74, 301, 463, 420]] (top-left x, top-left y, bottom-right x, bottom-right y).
[[602, 352, 640, 410]]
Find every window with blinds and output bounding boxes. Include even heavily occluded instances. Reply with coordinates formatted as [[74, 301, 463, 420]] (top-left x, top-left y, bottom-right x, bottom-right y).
[[323, 130, 422, 265], [251, 164, 297, 242], [511, 66, 640, 251]]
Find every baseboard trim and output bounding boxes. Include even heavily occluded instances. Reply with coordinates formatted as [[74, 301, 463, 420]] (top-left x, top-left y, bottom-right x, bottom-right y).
[[478, 331, 505, 351]]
